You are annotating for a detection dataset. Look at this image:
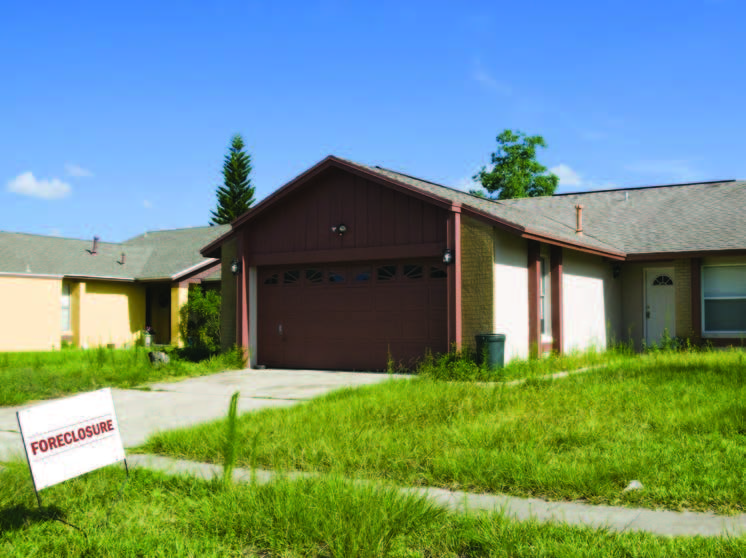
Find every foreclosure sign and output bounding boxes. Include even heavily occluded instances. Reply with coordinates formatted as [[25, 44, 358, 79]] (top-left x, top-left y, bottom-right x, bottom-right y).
[[17, 388, 126, 490]]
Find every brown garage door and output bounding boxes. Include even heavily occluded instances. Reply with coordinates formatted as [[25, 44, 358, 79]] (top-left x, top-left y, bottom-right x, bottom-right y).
[[258, 259, 448, 370]]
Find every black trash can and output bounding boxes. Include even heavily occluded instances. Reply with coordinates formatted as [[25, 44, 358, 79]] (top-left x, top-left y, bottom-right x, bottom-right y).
[[475, 333, 506, 370]]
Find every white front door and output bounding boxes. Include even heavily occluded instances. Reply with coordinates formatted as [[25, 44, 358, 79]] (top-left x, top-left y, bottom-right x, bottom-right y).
[[645, 267, 676, 345]]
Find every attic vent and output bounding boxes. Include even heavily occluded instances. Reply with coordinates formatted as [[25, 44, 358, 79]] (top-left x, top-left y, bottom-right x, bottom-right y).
[[575, 204, 584, 235]]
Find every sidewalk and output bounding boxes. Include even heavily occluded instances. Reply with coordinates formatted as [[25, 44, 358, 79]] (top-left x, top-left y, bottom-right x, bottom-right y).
[[128, 453, 746, 538]]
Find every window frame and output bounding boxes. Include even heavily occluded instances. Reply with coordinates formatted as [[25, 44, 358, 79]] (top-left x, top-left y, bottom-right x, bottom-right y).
[[701, 263, 746, 336], [61, 283, 72, 333]]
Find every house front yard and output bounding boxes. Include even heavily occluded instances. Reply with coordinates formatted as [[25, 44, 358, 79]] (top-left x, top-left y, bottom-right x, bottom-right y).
[[142, 350, 746, 514], [0, 347, 245, 407], [1, 462, 745, 557]]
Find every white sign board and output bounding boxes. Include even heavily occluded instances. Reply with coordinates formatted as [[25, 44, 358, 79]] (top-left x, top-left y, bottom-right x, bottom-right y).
[[17, 388, 126, 491]]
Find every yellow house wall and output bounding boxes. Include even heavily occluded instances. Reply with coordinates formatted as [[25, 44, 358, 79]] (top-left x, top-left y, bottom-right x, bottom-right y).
[[171, 285, 189, 347], [460, 216, 494, 352], [0, 276, 62, 351], [77, 281, 146, 348]]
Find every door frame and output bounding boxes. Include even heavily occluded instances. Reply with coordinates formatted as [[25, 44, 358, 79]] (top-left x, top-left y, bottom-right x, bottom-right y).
[[643, 266, 676, 345]]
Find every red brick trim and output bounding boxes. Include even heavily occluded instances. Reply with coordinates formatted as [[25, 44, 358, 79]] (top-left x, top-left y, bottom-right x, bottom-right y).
[[691, 258, 702, 341], [550, 246, 563, 354], [448, 212, 462, 348], [528, 240, 541, 357]]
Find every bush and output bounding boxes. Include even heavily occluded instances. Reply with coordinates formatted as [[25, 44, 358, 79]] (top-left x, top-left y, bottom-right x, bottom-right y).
[[179, 286, 221, 360]]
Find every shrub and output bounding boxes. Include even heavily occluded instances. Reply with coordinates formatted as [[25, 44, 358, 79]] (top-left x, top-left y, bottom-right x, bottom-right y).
[[179, 286, 221, 360]]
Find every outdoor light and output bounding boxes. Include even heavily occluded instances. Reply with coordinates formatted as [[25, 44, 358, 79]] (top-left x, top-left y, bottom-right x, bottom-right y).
[[230, 258, 242, 276], [331, 223, 348, 237], [442, 248, 454, 265]]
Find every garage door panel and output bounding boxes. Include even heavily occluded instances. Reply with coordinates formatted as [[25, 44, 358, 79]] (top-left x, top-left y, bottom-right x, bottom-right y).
[[258, 259, 448, 370]]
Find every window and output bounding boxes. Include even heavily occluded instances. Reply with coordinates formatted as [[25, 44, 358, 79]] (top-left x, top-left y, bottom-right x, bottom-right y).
[[305, 269, 324, 284], [353, 268, 371, 282], [540, 258, 547, 335], [703, 265, 746, 333], [283, 270, 301, 285], [328, 271, 347, 283], [263, 273, 279, 285], [61, 283, 71, 332], [653, 275, 673, 286], [403, 264, 423, 280], [430, 265, 447, 279], [377, 265, 397, 281]]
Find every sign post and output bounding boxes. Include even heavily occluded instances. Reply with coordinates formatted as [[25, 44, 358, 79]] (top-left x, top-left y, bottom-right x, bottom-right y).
[[16, 388, 127, 507]]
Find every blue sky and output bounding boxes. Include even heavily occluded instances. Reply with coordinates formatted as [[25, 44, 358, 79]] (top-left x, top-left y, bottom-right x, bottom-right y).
[[2, 0, 744, 242]]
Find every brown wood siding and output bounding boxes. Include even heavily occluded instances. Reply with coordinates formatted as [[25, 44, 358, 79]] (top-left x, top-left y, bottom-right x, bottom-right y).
[[245, 168, 449, 263]]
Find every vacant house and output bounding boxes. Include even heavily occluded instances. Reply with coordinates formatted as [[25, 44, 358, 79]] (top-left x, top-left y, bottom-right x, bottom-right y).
[[0, 225, 228, 352], [203, 156, 745, 370]]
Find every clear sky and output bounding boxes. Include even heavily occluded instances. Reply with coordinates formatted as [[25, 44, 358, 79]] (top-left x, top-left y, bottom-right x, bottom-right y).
[[2, 0, 744, 242]]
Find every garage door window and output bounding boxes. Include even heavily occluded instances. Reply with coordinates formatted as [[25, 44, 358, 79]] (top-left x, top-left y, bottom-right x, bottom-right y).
[[329, 270, 347, 283], [263, 273, 279, 285], [305, 269, 324, 284], [403, 264, 423, 279], [283, 270, 301, 285], [353, 268, 372, 282], [430, 264, 447, 279], [377, 265, 397, 281]]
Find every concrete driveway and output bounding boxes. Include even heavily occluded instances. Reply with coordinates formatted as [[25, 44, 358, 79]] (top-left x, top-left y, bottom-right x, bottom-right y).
[[0, 368, 408, 460]]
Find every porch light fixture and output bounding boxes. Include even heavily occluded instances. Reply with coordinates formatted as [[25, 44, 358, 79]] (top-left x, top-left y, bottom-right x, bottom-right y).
[[331, 223, 348, 237], [442, 248, 454, 265], [230, 258, 242, 276]]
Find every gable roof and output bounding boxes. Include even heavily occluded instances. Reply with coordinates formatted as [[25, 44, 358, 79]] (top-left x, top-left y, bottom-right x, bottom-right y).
[[203, 155, 746, 260], [0, 225, 229, 280]]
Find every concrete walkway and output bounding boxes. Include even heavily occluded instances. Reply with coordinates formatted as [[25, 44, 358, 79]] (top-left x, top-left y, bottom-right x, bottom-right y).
[[0, 368, 408, 460], [128, 453, 746, 538]]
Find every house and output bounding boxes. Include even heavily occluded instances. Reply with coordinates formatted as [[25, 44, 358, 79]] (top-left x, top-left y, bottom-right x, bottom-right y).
[[203, 155, 746, 371], [0, 225, 229, 352]]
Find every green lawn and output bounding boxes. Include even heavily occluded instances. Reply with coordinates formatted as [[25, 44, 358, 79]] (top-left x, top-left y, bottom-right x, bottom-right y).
[[0, 462, 743, 557], [142, 350, 746, 514], [0, 347, 244, 406]]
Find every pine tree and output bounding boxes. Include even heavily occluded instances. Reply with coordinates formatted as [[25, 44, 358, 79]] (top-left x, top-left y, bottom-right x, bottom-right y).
[[210, 134, 255, 225]]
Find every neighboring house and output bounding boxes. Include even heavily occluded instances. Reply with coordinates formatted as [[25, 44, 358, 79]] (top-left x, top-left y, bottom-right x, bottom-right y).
[[0, 225, 229, 352], [203, 155, 746, 371]]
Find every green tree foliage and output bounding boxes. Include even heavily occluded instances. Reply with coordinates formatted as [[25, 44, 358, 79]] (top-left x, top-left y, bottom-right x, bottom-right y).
[[472, 129, 559, 200], [210, 134, 255, 225], [179, 286, 221, 359]]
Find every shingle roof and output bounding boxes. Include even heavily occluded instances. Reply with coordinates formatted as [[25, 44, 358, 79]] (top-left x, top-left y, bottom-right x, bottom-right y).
[[0, 225, 229, 280], [501, 180, 745, 255], [340, 158, 745, 256]]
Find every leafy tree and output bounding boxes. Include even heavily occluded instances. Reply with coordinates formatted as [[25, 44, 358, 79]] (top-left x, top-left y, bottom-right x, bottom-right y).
[[210, 134, 255, 225], [472, 129, 559, 200], [179, 286, 221, 359]]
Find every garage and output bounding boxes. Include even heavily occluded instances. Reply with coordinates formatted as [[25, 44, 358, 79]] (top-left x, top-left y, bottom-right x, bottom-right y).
[[258, 259, 448, 370], [202, 156, 463, 371]]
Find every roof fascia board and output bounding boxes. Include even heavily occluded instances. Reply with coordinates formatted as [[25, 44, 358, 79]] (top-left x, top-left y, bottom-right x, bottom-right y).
[[626, 249, 746, 261], [170, 258, 219, 280], [0, 272, 64, 280], [63, 275, 136, 282]]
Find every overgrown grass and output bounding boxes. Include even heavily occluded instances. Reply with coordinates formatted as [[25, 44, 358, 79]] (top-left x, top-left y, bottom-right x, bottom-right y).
[[143, 350, 746, 514], [1, 462, 744, 557], [0, 347, 245, 406], [417, 345, 625, 382]]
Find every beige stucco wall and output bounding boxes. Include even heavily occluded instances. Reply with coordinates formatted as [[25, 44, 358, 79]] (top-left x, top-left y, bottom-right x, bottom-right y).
[[76, 281, 146, 348], [562, 250, 622, 353], [0, 276, 62, 351], [673, 259, 693, 339], [492, 229, 529, 362], [220, 237, 238, 351], [460, 216, 494, 352], [170, 285, 189, 347]]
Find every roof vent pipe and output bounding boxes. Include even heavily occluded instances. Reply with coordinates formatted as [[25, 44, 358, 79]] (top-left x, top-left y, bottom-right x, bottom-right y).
[[575, 205, 584, 235], [92, 236, 100, 255], [120, 252, 126, 265]]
